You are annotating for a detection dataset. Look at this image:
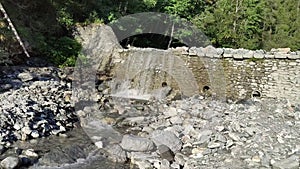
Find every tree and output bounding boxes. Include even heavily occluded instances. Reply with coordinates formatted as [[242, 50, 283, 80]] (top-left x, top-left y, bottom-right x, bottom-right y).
[[195, 0, 265, 49], [262, 0, 300, 51]]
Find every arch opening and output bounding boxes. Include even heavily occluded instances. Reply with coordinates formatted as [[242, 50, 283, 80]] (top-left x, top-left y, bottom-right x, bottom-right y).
[[120, 33, 187, 50]]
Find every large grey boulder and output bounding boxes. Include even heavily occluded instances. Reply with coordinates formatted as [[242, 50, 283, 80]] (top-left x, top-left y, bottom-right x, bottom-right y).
[[0, 156, 20, 169], [150, 130, 182, 153], [105, 144, 127, 163], [272, 155, 299, 169], [75, 24, 122, 72], [120, 135, 155, 152]]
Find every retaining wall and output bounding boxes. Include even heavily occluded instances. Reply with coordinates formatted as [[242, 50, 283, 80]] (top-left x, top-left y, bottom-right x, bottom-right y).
[[112, 46, 300, 104]]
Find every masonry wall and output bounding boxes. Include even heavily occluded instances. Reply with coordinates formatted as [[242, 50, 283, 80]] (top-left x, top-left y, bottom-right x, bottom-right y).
[[114, 46, 300, 104]]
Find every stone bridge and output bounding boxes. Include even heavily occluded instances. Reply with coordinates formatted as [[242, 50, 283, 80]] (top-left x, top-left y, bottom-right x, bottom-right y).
[[76, 25, 300, 104], [111, 46, 300, 104]]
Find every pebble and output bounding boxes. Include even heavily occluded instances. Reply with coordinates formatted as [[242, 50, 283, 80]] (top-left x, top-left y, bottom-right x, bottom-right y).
[[30, 130, 39, 138]]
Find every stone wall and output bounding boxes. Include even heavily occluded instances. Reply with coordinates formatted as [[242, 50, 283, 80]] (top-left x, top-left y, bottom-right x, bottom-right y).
[[112, 46, 300, 104]]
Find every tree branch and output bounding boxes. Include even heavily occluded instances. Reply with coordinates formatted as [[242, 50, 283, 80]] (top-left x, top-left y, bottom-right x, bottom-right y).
[[0, 2, 30, 57]]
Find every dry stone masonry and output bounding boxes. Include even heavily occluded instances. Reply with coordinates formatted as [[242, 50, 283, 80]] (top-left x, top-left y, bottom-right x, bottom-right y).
[[114, 46, 300, 104]]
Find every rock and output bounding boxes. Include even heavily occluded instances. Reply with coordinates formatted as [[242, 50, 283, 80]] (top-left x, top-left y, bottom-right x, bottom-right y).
[[133, 160, 152, 169], [95, 141, 103, 148], [17, 72, 35, 82], [174, 153, 187, 165], [151, 86, 172, 100], [271, 48, 291, 53], [0, 156, 19, 169], [228, 132, 240, 141], [157, 144, 174, 161], [0, 144, 6, 153], [13, 123, 22, 131], [75, 24, 122, 72], [160, 159, 170, 169], [39, 148, 76, 166], [191, 147, 207, 158], [171, 162, 181, 169], [150, 130, 182, 153], [215, 133, 227, 142], [169, 116, 183, 125], [272, 155, 299, 169], [30, 130, 39, 138], [122, 116, 145, 126], [197, 130, 213, 144], [24, 149, 38, 158], [21, 127, 32, 135], [129, 152, 159, 162], [207, 142, 222, 149], [120, 135, 154, 152], [105, 144, 127, 163], [163, 107, 178, 117], [0, 84, 12, 92], [38, 144, 87, 166]]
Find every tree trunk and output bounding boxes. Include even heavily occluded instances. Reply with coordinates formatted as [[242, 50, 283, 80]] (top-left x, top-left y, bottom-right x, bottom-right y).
[[167, 22, 174, 49], [0, 2, 30, 57]]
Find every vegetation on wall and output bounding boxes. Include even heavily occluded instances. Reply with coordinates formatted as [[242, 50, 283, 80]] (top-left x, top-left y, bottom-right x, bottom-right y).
[[0, 0, 299, 66]]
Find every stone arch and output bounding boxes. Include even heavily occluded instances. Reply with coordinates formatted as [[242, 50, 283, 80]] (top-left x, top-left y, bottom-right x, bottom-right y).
[[109, 12, 209, 48]]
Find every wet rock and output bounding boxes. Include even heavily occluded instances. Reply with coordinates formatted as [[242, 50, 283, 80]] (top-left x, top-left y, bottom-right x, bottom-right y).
[[38, 144, 86, 166], [0, 84, 13, 92], [39, 148, 76, 166], [120, 135, 154, 152], [17, 72, 35, 82], [0, 156, 19, 169]]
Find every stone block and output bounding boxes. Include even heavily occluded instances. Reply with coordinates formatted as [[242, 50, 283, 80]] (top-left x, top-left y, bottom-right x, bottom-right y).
[[223, 54, 233, 58], [274, 54, 288, 59], [287, 54, 300, 60], [233, 54, 243, 59], [253, 53, 264, 59], [265, 54, 275, 59]]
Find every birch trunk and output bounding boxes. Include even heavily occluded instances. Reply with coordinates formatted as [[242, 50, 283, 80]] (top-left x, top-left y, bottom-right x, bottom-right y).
[[0, 2, 30, 57], [167, 22, 174, 49]]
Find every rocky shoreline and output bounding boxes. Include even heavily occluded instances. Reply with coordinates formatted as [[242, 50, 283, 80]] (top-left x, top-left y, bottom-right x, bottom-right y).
[[0, 65, 299, 169]]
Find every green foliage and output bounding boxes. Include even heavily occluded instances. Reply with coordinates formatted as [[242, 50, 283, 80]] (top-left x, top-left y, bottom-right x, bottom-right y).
[[2, 0, 300, 67], [41, 37, 82, 67], [57, 7, 74, 30], [196, 0, 265, 49]]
